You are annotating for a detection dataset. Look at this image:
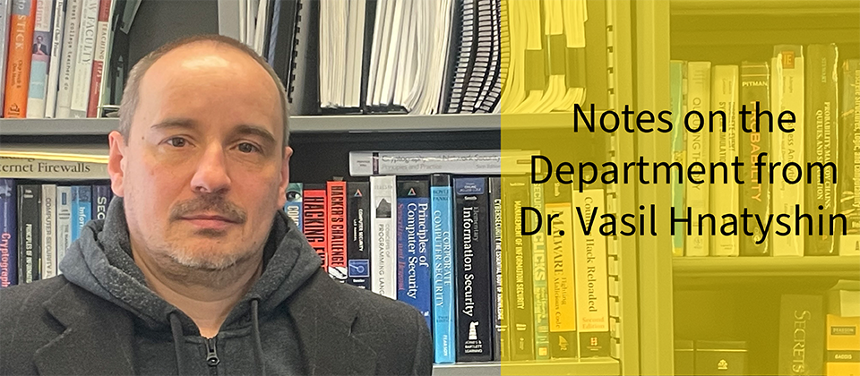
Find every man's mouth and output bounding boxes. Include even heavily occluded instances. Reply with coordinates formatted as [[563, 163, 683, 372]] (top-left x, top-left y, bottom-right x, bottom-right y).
[[180, 214, 241, 230]]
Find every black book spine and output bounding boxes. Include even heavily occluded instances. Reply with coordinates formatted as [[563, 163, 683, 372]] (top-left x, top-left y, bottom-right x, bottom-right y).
[[488, 176, 504, 361], [453, 177, 493, 362], [17, 185, 41, 283], [805, 44, 839, 256], [347, 182, 371, 289], [739, 61, 772, 256]]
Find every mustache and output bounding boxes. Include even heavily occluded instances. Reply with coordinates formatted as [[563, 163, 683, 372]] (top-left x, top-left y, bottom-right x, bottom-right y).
[[170, 195, 247, 223]]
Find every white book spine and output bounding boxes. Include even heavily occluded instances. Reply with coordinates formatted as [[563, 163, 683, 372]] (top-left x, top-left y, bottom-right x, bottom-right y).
[[56, 186, 72, 272], [55, 0, 83, 118], [0, 157, 109, 179], [348, 150, 540, 176], [69, 0, 98, 118], [370, 175, 397, 299], [685, 61, 711, 257], [710, 65, 740, 256], [771, 46, 805, 256], [25, 0, 55, 118], [573, 188, 609, 353], [44, 0, 65, 117], [41, 184, 57, 278], [0, 0, 11, 108]]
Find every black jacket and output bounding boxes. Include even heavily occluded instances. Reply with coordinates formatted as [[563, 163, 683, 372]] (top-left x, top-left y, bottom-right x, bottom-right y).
[[0, 198, 432, 375]]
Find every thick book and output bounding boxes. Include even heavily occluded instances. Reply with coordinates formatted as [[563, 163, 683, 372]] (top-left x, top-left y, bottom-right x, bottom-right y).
[[685, 61, 711, 257], [3, 0, 37, 118], [826, 315, 860, 376], [502, 174, 534, 361], [430, 174, 456, 364], [395, 179, 431, 330], [453, 176, 493, 362], [778, 294, 824, 375], [0, 179, 17, 287], [370, 175, 396, 298], [40, 184, 56, 279], [739, 61, 771, 256], [771, 45, 805, 257], [68, 0, 99, 118], [18, 184, 41, 283], [710, 65, 740, 257], [805, 44, 839, 256], [302, 184, 328, 271], [25, 0, 55, 118], [574, 187, 610, 357], [838, 59, 860, 256], [346, 181, 371, 289], [545, 180, 577, 359], [327, 180, 347, 282]]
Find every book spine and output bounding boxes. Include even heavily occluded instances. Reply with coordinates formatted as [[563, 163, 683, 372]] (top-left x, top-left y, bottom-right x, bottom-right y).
[[302, 184, 328, 271], [43, 0, 64, 117], [503, 175, 534, 360], [739, 61, 772, 256], [772, 45, 805, 257], [370, 175, 396, 298], [40, 184, 56, 279], [327, 180, 347, 282], [669, 60, 685, 256], [710, 65, 740, 256], [0, 179, 17, 287], [93, 184, 109, 220], [574, 187, 610, 357], [346, 181, 371, 289], [542, 179, 577, 359], [685, 61, 711, 257], [284, 182, 303, 231], [55, 185, 71, 271], [85, 0, 108, 117], [68, 0, 98, 118], [777, 294, 824, 375], [529, 178, 549, 360], [72, 185, 91, 242], [489, 176, 505, 361], [24, 0, 53, 118], [3, 0, 37, 118], [348, 150, 535, 176], [0, 0, 11, 109], [839, 59, 860, 256], [396, 179, 432, 329], [55, 0, 82, 118], [0, 157, 108, 180], [430, 174, 456, 364], [826, 315, 860, 376], [805, 44, 839, 256], [18, 184, 40, 283], [453, 176, 493, 362]]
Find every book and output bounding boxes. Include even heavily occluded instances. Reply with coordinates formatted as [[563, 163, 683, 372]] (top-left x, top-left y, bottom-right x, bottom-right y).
[[43, 0, 65, 117], [839, 59, 860, 256], [71, 185, 91, 242], [0, 157, 108, 180], [396, 179, 432, 330], [574, 186, 610, 357], [55, 0, 84, 118], [430, 174, 456, 364], [302, 184, 328, 271], [488, 176, 505, 361], [545, 179, 576, 359], [669, 60, 685, 256], [685, 61, 711, 257], [55, 185, 72, 272], [40, 184, 56, 279], [18, 184, 41, 283], [826, 315, 860, 375], [348, 149, 538, 176], [284, 182, 303, 230], [710, 65, 740, 257], [3, 0, 37, 118], [25, 0, 55, 118], [528, 176, 549, 360], [0, 179, 16, 287], [346, 181, 371, 290], [370, 175, 396, 298], [327, 180, 347, 282], [828, 280, 860, 317], [739, 61, 771, 256], [778, 294, 824, 375], [0, 0, 11, 110], [502, 174, 534, 361]]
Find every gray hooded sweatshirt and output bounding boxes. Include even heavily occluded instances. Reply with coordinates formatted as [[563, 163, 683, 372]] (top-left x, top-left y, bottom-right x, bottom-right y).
[[59, 197, 322, 375]]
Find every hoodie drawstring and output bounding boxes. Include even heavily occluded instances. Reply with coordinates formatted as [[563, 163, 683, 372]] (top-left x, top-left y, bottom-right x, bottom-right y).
[[251, 298, 266, 376], [169, 313, 185, 375]]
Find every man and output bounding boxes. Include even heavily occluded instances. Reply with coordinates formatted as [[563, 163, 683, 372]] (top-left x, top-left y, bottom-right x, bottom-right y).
[[32, 35, 49, 55], [0, 35, 433, 375]]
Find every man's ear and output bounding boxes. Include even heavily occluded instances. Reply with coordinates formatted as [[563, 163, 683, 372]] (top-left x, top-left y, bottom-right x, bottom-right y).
[[276, 146, 293, 209], [108, 131, 127, 197]]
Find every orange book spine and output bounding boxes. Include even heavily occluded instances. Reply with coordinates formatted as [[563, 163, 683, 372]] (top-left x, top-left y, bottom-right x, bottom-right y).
[[327, 180, 347, 282], [3, 0, 37, 117]]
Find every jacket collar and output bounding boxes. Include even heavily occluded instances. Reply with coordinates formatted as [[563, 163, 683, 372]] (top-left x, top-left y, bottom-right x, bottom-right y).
[[36, 273, 378, 375]]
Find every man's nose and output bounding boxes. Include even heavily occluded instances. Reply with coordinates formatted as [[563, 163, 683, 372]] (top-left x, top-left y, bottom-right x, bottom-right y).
[[190, 144, 231, 194]]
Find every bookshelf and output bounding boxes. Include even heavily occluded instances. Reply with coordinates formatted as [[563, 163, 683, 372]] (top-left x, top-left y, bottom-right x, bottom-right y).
[[0, 0, 648, 374], [634, 0, 860, 374]]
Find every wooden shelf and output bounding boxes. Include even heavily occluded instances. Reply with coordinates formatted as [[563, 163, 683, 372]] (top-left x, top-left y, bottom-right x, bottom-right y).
[[673, 256, 860, 278], [431, 358, 620, 376], [671, 0, 860, 16]]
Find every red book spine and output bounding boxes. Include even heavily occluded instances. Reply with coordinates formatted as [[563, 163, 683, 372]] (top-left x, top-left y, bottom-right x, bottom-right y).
[[302, 185, 328, 270], [327, 181, 347, 282], [86, 0, 110, 117]]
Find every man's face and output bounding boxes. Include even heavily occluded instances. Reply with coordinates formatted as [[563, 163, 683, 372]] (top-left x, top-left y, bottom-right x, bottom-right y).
[[108, 43, 291, 271], [36, 36, 42, 43]]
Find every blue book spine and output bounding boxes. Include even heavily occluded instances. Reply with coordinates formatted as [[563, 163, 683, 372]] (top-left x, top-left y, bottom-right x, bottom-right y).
[[285, 183, 303, 231], [72, 186, 92, 241], [93, 185, 111, 220], [430, 175, 455, 364], [396, 181, 432, 330], [0, 179, 17, 287]]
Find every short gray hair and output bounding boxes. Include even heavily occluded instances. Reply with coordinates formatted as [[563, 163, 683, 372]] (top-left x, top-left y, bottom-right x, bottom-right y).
[[118, 34, 290, 147]]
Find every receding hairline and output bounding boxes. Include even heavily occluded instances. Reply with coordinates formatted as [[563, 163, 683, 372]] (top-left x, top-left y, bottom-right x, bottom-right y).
[[118, 35, 290, 148]]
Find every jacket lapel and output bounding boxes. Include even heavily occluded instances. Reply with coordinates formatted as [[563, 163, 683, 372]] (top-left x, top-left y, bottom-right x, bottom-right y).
[[289, 271, 378, 375], [35, 282, 136, 375]]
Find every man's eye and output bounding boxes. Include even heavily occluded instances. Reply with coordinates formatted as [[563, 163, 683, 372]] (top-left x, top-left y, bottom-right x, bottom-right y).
[[167, 137, 187, 147], [238, 142, 260, 153]]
